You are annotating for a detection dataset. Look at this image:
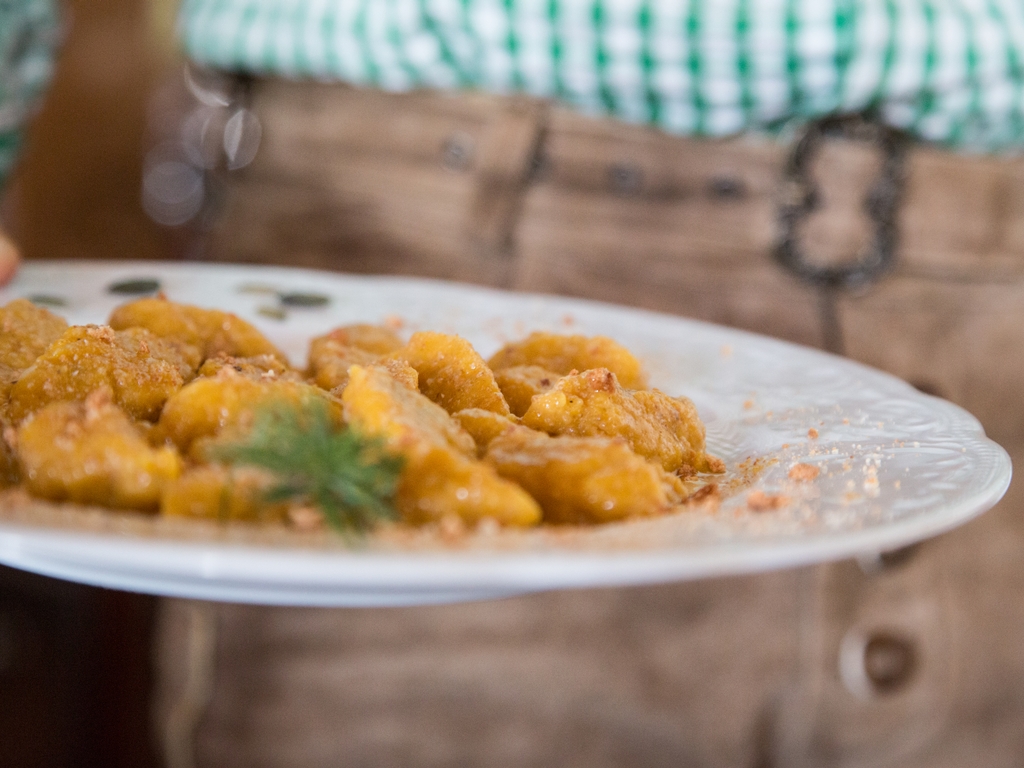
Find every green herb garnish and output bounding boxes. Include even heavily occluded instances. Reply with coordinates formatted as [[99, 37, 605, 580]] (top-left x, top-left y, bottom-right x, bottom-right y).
[[211, 400, 404, 532]]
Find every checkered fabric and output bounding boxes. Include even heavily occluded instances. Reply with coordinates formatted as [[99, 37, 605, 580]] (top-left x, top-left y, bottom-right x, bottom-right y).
[[178, 0, 1024, 152], [0, 0, 59, 186]]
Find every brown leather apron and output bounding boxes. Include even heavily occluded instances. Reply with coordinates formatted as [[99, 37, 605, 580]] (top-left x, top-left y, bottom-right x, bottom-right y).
[[153, 79, 1024, 768]]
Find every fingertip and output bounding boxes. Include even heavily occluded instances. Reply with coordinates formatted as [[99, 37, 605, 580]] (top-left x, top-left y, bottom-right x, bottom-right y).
[[0, 230, 20, 287]]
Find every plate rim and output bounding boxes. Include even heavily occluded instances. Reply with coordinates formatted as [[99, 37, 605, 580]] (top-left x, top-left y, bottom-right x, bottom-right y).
[[0, 260, 1012, 605]]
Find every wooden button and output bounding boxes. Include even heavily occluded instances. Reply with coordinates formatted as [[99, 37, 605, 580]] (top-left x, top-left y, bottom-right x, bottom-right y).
[[863, 632, 917, 693], [841, 628, 918, 698]]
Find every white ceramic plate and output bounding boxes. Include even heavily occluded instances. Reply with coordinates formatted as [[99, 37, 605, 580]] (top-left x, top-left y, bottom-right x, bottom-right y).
[[0, 262, 1011, 606]]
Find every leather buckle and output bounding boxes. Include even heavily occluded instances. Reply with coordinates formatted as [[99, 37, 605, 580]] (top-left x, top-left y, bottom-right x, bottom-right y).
[[775, 114, 909, 291]]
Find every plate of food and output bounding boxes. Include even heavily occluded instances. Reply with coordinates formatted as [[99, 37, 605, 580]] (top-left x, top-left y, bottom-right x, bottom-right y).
[[0, 261, 1010, 606]]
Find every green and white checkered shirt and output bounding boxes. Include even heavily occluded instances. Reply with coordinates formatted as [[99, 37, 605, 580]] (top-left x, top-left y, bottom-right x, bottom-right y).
[[179, 0, 1024, 152], [0, 0, 59, 187]]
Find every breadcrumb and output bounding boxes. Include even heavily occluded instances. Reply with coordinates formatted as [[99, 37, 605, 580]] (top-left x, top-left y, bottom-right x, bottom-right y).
[[788, 463, 820, 482], [747, 490, 790, 512]]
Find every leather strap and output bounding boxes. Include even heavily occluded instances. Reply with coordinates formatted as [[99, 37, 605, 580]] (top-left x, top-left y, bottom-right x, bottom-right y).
[[466, 96, 547, 262]]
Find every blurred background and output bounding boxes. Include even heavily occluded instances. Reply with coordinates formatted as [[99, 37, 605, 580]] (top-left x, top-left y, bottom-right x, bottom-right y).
[[4, 0, 1024, 766]]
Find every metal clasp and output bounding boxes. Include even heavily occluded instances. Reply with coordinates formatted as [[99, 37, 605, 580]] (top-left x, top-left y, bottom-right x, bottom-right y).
[[776, 114, 908, 289], [774, 115, 908, 353]]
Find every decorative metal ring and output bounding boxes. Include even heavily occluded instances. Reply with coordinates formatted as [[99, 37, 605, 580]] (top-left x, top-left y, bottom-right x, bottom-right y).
[[774, 114, 908, 291]]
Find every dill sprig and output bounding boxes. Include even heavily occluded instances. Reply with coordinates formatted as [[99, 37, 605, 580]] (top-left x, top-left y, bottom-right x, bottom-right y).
[[211, 399, 404, 532]]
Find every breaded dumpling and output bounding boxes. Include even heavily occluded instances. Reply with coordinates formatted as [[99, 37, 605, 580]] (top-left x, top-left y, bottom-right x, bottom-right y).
[[341, 364, 475, 457], [486, 427, 684, 524], [315, 324, 404, 355], [197, 354, 296, 380], [8, 326, 198, 423], [521, 368, 719, 474], [0, 299, 69, 374], [454, 408, 518, 455], [307, 325, 406, 391], [16, 390, 181, 510], [390, 332, 511, 416], [343, 365, 540, 527], [488, 332, 648, 389], [157, 367, 341, 453], [162, 465, 287, 522], [0, 300, 70, 421], [310, 344, 380, 390], [397, 444, 541, 527], [493, 365, 559, 417], [109, 296, 285, 363]]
